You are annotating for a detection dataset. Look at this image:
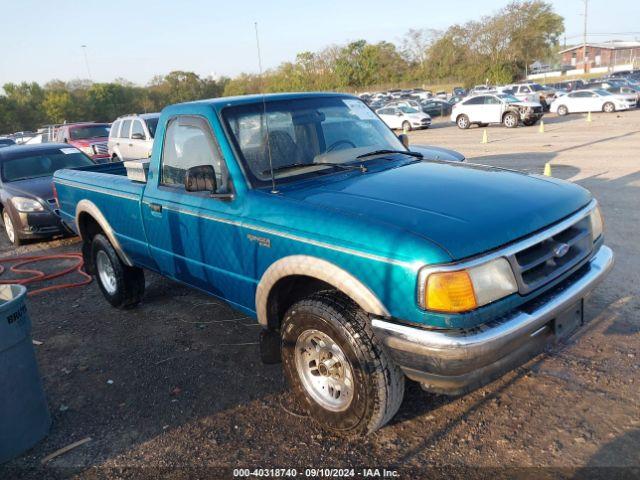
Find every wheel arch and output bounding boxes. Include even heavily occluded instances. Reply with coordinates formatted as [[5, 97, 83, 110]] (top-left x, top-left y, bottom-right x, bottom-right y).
[[256, 255, 390, 328], [75, 199, 133, 267]]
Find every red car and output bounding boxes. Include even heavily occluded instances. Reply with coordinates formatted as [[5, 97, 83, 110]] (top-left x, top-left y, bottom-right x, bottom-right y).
[[55, 123, 111, 162]]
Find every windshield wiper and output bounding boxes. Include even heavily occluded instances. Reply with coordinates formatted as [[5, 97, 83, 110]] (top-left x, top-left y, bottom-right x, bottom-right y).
[[262, 162, 367, 175], [356, 149, 423, 160]]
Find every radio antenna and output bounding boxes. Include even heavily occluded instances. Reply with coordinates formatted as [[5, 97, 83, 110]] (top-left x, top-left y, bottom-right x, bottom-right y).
[[254, 21, 277, 194]]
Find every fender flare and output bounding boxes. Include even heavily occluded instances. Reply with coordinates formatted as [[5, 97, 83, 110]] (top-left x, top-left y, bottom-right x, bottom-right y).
[[255, 255, 390, 327], [75, 199, 133, 266]]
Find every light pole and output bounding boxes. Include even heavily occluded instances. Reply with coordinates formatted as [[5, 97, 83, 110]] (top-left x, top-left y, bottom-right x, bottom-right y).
[[582, 0, 589, 73], [81, 45, 93, 81]]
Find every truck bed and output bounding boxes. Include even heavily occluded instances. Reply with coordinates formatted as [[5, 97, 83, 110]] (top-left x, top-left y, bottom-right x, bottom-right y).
[[53, 162, 151, 267]]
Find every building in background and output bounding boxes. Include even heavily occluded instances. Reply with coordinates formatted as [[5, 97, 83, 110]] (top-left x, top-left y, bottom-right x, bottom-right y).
[[559, 41, 640, 73]]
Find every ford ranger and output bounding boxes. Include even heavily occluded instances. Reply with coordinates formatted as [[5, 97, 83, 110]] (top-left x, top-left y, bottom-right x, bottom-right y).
[[53, 93, 613, 436]]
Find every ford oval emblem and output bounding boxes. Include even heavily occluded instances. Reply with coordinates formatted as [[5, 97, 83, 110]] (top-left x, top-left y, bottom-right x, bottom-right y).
[[553, 243, 570, 258]]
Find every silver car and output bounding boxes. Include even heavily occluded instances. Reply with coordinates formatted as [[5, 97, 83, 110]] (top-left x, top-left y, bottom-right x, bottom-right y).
[[108, 113, 160, 162]]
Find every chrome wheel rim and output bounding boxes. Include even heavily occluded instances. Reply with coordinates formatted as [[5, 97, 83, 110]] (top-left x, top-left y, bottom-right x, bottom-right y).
[[604, 103, 614, 113], [96, 250, 117, 294], [505, 114, 517, 127], [3, 212, 15, 243], [294, 329, 354, 412], [458, 117, 468, 128]]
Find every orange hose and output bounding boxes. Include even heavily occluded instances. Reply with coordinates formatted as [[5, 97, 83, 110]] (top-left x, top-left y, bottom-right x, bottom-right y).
[[0, 253, 92, 296]]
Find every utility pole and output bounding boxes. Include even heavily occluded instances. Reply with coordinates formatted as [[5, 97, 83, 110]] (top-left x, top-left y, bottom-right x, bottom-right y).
[[81, 45, 93, 81], [582, 0, 588, 72]]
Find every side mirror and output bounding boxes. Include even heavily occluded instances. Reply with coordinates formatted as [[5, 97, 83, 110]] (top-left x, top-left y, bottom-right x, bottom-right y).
[[396, 112, 403, 117], [131, 132, 145, 140], [184, 165, 216, 193], [398, 134, 409, 148]]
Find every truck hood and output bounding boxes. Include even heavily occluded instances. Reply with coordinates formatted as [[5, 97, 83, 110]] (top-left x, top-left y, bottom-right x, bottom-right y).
[[282, 160, 592, 260], [70, 137, 108, 147]]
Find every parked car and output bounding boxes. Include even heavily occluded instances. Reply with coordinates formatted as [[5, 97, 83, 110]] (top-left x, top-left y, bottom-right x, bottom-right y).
[[545, 80, 585, 93], [452, 87, 467, 97], [0, 138, 16, 148], [451, 93, 543, 129], [506, 83, 556, 110], [550, 89, 635, 116], [55, 123, 111, 162], [53, 92, 613, 435], [410, 89, 433, 100], [0, 143, 94, 245], [421, 99, 453, 117], [108, 113, 160, 162], [376, 105, 431, 130], [587, 83, 639, 105]]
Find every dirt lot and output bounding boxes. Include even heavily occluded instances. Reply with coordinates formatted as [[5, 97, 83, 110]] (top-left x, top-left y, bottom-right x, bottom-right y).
[[2, 109, 639, 479]]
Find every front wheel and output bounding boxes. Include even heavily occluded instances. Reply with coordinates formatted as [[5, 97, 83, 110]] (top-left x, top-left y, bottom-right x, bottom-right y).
[[503, 111, 519, 128], [401, 121, 412, 132], [2, 210, 21, 246], [603, 102, 615, 113], [91, 234, 145, 309], [557, 105, 569, 116], [281, 292, 404, 436]]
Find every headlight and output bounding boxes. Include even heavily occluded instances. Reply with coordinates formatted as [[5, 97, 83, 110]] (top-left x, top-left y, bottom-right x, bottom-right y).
[[419, 257, 517, 313], [79, 146, 94, 156], [11, 196, 44, 212], [590, 206, 603, 242]]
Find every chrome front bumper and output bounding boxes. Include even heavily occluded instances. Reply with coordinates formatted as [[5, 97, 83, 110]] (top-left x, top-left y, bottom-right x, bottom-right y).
[[372, 245, 614, 395]]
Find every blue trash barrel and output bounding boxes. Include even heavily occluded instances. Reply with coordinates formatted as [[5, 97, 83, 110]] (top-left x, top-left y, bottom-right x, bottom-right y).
[[0, 284, 51, 464]]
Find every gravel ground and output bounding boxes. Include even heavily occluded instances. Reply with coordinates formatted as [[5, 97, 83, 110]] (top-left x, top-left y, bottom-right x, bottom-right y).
[[1, 109, 639, 479]]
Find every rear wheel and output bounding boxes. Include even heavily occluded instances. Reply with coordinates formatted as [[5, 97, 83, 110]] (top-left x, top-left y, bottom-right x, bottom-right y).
[[91, 234, 144, 308], [603, 102, 615, 113], [456, 114, 470, 129], [281, 292, 404, 436], [503, 111, 519, 128], [2, 210, 21, 246]]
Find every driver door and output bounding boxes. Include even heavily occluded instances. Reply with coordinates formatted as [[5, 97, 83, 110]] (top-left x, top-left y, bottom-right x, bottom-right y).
[[141, 114, 247, 304]]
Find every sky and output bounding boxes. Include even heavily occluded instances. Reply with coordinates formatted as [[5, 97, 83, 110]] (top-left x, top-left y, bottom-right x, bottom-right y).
[[0, 0, 638, 86]]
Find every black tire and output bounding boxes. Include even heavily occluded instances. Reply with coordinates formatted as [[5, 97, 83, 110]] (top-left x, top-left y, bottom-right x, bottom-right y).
[[281, 291, 404, 436], [456, 114, 470, 129], [523, 119, 538, 127], [503, 111, 519, 128], [91, 234, 144, 309], [557, 105, 568, 116], [401, 121, 412, 132], [2, 209, 22, 246], [603, 102, 615, 113]]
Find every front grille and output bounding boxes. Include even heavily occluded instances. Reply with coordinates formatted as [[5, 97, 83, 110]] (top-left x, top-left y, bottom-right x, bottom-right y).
[[508, 215, 593, 294], [92, 142, 108, 155]]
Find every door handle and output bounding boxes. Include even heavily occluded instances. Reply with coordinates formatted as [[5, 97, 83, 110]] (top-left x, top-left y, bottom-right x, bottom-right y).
[[149, 203, 162, 213]]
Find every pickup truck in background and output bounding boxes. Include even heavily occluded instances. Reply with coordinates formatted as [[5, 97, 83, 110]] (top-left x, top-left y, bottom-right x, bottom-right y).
[[53, 93, 613, 436]]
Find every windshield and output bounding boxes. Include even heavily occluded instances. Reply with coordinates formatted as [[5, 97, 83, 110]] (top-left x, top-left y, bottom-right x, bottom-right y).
[[70, 124, 110, 140], [399, 106, 419, 113], [497, 94, 520, 103], [1, 149, 94, 182], [222, 96, 406, 187], [146, 118, 159, 138]]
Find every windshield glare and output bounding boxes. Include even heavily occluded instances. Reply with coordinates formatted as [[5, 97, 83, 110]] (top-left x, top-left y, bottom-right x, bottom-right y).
[[497, 94, 519, 103], [594, 89, 611, 96], [222, 97, 406, 187], [70, 125, 110, 140], [2, 151, 94, 182]]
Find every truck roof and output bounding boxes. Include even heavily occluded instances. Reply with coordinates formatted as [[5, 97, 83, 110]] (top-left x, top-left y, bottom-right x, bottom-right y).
[[168, 92, 357, 111]]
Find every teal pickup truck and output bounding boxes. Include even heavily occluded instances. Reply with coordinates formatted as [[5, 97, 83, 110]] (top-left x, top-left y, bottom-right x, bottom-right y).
[[53, 93, 613, 435]]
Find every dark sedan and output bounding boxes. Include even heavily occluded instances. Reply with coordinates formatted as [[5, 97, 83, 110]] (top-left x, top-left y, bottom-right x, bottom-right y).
[[0, 143, 95, 245], [421, 99, 453, 117], [0, 138, 16, 148]]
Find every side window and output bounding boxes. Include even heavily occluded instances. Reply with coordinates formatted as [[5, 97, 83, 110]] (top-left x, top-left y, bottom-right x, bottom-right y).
[[521, 86, 531, 93], [110, 121, 121, 139], [484, 96, 500, 105], [119, 120, 132, 138], [131, 120, 145, 139], [465, 96, 485, 105], [161, 116, 227, 192]]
